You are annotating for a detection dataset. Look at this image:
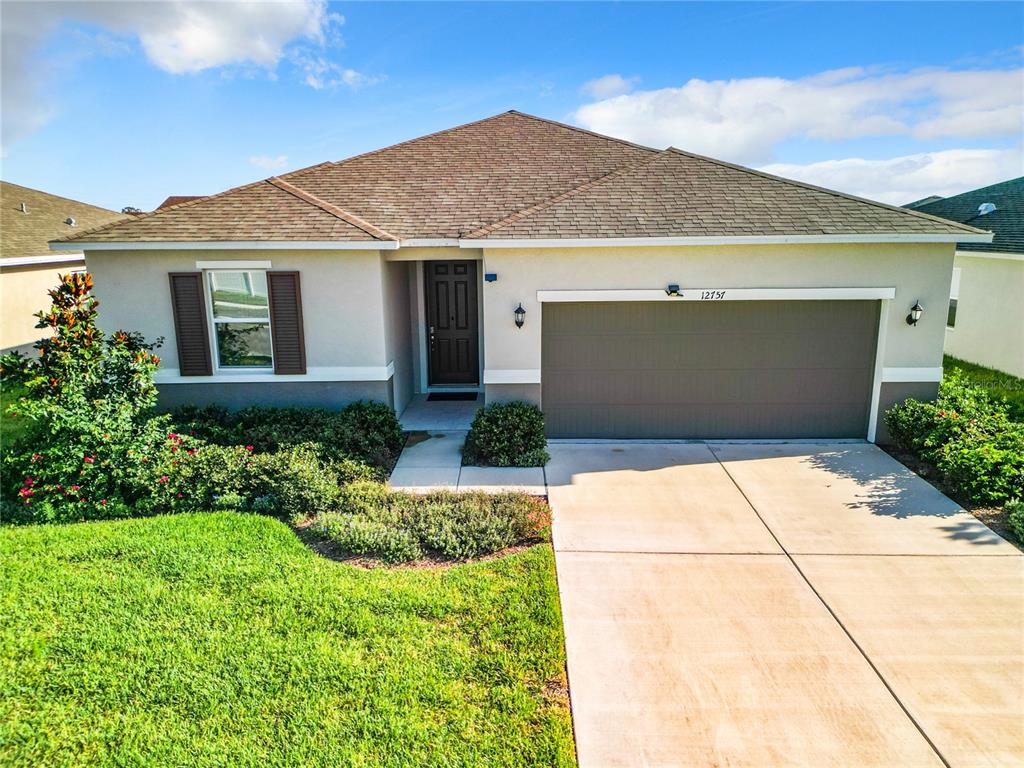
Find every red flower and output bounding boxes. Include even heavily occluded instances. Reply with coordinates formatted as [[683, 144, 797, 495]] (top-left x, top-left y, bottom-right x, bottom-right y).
[[157, 475, 169, 484], [245, 445, 254, 453], [176, 492, 184, 498], [70, 484, 80, 491], [83, 455, 95, 464], [100, 499, 107, 506]]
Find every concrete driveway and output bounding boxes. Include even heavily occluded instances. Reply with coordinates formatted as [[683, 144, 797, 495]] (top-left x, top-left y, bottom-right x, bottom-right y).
[[548, 442, 1023, 767]]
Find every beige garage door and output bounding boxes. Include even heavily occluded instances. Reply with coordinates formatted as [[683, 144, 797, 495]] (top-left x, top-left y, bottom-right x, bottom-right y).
[[541, 300, 879, 439]]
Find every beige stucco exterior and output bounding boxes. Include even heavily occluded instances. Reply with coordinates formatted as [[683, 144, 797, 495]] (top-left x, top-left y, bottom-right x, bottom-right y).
[[944, 252, 1024, 378], [0, 257, 85, 352], [82, 241, 956, 439], [481, 243, 954, 375]]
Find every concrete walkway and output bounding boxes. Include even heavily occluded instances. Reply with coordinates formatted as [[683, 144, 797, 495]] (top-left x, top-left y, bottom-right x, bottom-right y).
[[549, 442, 1023, 767], [388, 431, 547, 494]]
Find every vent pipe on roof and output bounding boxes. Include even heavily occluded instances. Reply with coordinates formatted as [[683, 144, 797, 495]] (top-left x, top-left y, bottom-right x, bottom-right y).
[[978, 202, 997, 216], [65, 217, 76, 226], [19, 202, 28, 213]]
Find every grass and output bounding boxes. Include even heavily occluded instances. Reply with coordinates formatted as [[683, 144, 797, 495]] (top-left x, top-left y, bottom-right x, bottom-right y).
[[944, 355, 1024, 421], [0, 513, 575, 767]]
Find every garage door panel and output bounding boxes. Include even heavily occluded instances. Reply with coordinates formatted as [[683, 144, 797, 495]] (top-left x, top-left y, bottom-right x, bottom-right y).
[[541, 301, 878, 439], [544, 368, 874, 406], [546, 331, 873, 370]]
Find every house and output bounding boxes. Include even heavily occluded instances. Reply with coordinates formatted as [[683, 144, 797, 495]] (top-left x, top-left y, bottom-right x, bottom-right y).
[[50, 111, 991, 442], [1, 181, 126, 354], [905, 178, 1023, 378]]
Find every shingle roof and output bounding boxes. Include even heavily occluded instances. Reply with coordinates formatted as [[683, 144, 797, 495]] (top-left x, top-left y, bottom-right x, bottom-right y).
[[468, 148, 983, 239], [2, 181, 125, 257], [57, 111, 987, 245], [59, 177, 393, 243], [905, 177, 1023, 254]]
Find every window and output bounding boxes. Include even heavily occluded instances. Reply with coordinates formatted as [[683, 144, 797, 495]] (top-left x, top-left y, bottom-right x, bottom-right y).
[[947, 267, 961, 329], [207, 270, 272, 368]]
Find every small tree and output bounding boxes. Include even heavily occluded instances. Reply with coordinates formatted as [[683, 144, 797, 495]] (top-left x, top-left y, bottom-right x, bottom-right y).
[[2, 273, 174, 523]]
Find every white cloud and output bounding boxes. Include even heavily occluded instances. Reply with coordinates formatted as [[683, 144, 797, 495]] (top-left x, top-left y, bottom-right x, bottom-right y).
[[1, 0, 356, 151], [581, 74, 639, 99], [249, 154, 289, 171], [574, 65, 1024, 164], [760, 146, 1023, 205], [293, 54, 382, 90]]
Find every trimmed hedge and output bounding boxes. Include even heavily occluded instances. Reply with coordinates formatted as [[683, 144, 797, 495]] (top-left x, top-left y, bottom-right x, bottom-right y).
[[885, 371, 1024, 505], [462, 401, 549, 467], [1007, 499, 1024, 544]]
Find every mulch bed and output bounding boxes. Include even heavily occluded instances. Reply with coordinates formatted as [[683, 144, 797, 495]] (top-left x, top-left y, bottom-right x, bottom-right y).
[[881, 445, 1022, 552]]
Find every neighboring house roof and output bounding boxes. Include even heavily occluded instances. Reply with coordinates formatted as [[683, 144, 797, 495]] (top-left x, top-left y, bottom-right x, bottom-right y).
[[158, 195, 202, 209], [904, 195, 944, 209], [55, 111, 986, 246], [904, 177, 1023, 254], [2, 181, 125, 258]]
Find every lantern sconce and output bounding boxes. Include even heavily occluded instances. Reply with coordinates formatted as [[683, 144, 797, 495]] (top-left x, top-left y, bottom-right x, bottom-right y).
[[906, 300, 924, 326], [665, 284, 681, 296], [514, 303, 526, 329]]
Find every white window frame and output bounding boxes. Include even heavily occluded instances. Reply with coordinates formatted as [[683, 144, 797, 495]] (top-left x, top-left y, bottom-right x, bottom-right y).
[[204, 269, 274, 371], [947, 267, 961, 329]]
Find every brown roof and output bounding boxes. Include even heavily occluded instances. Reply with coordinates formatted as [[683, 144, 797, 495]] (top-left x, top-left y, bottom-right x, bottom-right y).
[[2, 181, 125, 257], [158, 195, 202, 209], [57, 111, 986, 245], [468, 148, 984, 239]]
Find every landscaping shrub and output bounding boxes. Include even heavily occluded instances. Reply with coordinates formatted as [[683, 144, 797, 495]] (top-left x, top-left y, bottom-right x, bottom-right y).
[[312, 513, 423, 564], [885, 370, 1024, 505], [172, 401, 403, 469], [462, 401, 549, 467], [312, 483, 551, 563], [407, 492, 550, 560], [1007, 499, 1024, 544], [1, 274, 174, 523], [163, 443, 341, 520]]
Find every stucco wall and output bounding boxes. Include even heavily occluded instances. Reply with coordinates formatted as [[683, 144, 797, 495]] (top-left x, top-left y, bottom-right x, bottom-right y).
[[944, 253, 1024, 377], [85, 249, 389, 372], [0, 258, 85, 352], [382, 259, 414, 413], [481, 243, 954, 374]]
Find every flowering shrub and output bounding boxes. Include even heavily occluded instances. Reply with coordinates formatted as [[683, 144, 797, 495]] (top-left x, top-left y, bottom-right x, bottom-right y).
[[2, 274, 175, 523], [885, 370, 1024, 505]]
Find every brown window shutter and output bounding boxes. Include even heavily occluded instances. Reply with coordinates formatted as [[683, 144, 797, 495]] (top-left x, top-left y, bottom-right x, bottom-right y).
[[267, 271, 306, 375], [168, 272, 213, 376]]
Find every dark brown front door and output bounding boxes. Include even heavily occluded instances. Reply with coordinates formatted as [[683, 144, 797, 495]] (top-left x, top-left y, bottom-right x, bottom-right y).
[[425, 260, 479, 385]]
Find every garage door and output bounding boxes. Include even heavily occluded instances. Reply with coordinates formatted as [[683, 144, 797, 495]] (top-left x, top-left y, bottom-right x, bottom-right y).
[[541, 300, 879, 439]]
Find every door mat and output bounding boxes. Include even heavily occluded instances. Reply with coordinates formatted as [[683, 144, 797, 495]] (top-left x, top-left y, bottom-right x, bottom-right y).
[[427, 392, 479, 402]]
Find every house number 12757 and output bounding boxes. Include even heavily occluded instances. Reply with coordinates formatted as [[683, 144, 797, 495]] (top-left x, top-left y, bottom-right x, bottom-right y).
[[699, 290, 726, 300]]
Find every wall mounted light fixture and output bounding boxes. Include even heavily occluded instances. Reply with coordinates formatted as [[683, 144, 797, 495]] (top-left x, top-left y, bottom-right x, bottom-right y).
[[514, 303, 526, 328], [906, 300, 924, 326], [665, 284, 681, 296]]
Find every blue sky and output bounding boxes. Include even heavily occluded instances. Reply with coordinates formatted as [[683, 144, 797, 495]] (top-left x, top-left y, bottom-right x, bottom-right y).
[[2, 2, 1021, 211]]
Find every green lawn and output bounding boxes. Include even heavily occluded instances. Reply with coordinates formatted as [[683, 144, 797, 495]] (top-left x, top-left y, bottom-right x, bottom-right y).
[[0, 513, 575, 767], [944, 355, 1024, 421]]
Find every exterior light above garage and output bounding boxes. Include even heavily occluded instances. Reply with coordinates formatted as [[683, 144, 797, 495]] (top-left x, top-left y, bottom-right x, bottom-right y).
[[514, 303, 526, 328], [665, 284, 681, 296], [906, 300, 924, 326]]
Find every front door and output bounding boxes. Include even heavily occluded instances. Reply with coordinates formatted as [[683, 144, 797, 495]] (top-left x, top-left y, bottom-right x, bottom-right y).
[[425, 260, 479, 385]]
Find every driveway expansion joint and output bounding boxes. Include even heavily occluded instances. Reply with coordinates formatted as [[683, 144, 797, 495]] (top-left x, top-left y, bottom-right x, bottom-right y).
[[708, 446, 955, 768]]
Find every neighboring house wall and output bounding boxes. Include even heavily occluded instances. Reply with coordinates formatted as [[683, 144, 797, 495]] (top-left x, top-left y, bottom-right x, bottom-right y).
[[479, 242, 955, 441], [0, 257, 85, 353], [85, 248, 394, 410], [944, 252, 1024, 378]]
